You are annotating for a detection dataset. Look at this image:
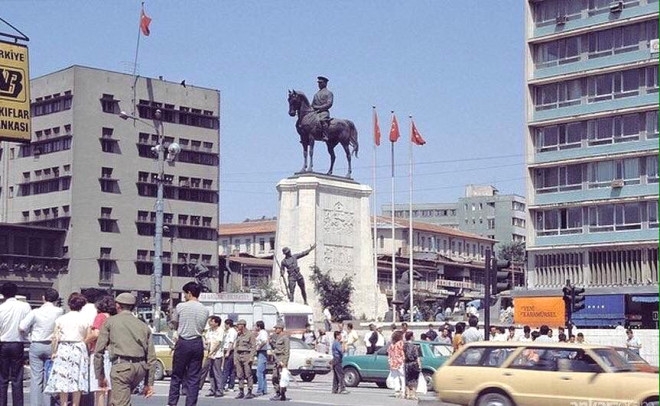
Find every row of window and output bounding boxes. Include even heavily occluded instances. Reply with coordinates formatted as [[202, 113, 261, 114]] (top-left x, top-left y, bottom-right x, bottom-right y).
[[532, 0, 657, 26], [136, 99, 219, 130], [534, 66, 658, 111], [534, 110, 658, 152], [134, 250, 213, 276], [136, 210, 213, 227], [534, 20, 658, 68], [18, 177, 71, 196], [136, 143, 218, 166], [394, 209, 457, 218], [137, 184, 219, 203], [137, 172, 215, 189], [21, 206, 70, 223], [220, 237, 276, 255], [534, 200, 658, 235], [31, 91, 73, 117], [534, 155, 658, 192], [18, 136, 72, 158], [377, 233, 492, 259], [21, 165, 71, 183]]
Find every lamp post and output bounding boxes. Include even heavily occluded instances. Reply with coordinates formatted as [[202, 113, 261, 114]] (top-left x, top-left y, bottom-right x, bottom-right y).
[[120, 109, 180, 332]]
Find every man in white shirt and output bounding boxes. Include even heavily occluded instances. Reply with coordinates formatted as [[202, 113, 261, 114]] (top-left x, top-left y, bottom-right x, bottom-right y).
[[200, 316, 224, 397], [344, 322, 359, 356], [0, 282, 32, 406], [218, 319, 238, 395], [518, 325, 532, 342], [19, 288, 63, 406], [323, 308, 332, 332], [535, 325, 554, 343], [461, 316, 482, 344]]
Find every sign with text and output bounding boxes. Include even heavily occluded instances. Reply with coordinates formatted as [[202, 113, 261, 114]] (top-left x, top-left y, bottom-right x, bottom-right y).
[[0, 41, 30, 142], [514, 296, 565, 328]]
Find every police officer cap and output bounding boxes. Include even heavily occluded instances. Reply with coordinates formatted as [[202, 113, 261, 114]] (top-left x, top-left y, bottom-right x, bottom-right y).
[[274, 322, 284, 329], [115, 292, 136, 306], [236, 319, 247, 326], [317, 76, 329, 83]]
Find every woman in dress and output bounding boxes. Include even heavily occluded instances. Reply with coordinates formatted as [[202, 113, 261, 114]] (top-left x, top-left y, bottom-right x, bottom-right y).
[[386, 330, 405, 398], [85, 295, 116, 406], [45, 293, 91, 406], [403, 331, 421, 400], [453, 322, 465, 352]]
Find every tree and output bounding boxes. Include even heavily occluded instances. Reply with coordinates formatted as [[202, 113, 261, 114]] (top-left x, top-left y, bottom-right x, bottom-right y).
[[309, 266, 354, 321], [497, 241, 526, 263]]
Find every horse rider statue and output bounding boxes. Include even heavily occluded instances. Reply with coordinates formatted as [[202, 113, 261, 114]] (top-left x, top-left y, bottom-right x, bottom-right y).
[[312, 76, 333, 142]]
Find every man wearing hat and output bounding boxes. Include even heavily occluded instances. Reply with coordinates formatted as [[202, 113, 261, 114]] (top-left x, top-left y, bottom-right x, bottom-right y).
[[94, 292, 156, 406], [232, 319, 256, 399], [312, 76, 333, 142], [269, 323, 290, 401], [280, 244, 316, 305]]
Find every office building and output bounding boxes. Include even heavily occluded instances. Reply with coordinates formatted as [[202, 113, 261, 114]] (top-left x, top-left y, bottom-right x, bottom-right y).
[[0, 65, 220, 304]]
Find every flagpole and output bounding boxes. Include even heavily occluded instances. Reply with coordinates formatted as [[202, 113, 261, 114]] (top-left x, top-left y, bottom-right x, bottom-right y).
[[372, 106, 379, 321], [131, 3, 144, 117], [390, 111, 397, 323], [408, 115, 414, 323]]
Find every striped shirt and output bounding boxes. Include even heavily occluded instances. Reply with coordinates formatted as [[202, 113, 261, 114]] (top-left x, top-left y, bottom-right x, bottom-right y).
[[172, 300, 209, 340]]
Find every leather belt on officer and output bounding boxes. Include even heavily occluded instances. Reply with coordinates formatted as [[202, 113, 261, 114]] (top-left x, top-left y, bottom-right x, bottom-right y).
[[112, 355, 145, 365]]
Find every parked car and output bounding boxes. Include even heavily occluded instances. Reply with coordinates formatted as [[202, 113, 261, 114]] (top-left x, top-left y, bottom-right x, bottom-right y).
[[433, 341, 659, 406], [153, 332, 176, 380], [342, 341, 452, 389], [613, 347, 659, 373], [282, 337, 333, 382]]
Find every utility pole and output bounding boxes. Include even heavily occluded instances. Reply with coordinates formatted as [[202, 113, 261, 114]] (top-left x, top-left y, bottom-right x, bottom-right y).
[[484, 249, 491, 341]]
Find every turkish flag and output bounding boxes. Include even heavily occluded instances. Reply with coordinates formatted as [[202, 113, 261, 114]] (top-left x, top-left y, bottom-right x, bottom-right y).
[[411, 120, 426, 146], [389, 114, 400, 143], [140, 8, 152, 36]]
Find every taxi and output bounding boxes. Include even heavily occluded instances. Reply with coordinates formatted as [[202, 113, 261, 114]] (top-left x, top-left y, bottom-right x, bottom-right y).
[[432, 341, 659, 406]]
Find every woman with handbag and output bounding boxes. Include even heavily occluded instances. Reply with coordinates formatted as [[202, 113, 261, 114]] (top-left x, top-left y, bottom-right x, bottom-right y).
[[403, 331, 421, 400], [386, 330, 405, 398]]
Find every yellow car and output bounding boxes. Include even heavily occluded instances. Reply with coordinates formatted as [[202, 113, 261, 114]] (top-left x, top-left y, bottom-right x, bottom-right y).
[[153, 332, 175, 380], [432, 341, 659, 406]]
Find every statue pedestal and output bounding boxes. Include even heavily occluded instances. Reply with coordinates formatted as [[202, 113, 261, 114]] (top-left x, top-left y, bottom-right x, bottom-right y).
[[274, 173, 388, 321]]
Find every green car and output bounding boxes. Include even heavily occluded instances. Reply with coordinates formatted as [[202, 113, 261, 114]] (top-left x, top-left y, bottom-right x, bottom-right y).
[[342, 341, 453, 389]]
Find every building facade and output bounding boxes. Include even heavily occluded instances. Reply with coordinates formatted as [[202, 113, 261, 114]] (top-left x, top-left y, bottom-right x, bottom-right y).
[[382, 185, 526, 251], [0, 65, 220, 304], [524, 0, 658, 322]]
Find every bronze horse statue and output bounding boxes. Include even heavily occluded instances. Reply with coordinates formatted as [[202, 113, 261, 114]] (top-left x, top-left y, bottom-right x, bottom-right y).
[[287, 90, 358, 178]]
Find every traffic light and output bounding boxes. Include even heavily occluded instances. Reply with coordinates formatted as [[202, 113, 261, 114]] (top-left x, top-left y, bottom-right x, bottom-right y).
[[572, 286, 586, 313], [492, 259, 512, 295]]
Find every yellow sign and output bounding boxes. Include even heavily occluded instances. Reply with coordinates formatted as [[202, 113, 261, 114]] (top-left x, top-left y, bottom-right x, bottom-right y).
[[0, 41, 30, 142], [514, 297, 565, 328]]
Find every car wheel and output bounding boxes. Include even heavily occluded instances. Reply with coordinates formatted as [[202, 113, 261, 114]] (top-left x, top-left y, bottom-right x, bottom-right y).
[[154, 360, 165, 381], [476, 391, 514, 406], [422, 370, 434, 392], [300, 372, 315, 382], [343, 367, 360, 387]]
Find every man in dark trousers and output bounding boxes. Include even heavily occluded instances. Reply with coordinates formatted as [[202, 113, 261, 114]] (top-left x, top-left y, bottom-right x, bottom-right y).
[[279, 244, 316, 305], [232, 319, 256, 399], [0, 282, 31, 406], [269, 323, 290, 401], [94, 293, 156, 406], [331, 331, 348, 394], [167, 282, 209, 406]]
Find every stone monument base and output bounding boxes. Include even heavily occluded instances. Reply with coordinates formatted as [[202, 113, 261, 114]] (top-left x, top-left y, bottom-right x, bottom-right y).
[[274, 173, 388, 322]]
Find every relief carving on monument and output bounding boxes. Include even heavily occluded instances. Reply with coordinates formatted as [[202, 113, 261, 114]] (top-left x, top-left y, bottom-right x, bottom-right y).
[[322, 201, 355, 235], [323, 245, 354, 270]]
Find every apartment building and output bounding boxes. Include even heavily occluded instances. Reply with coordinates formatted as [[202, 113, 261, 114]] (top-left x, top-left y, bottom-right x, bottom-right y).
[[0, 65, 220, 303]]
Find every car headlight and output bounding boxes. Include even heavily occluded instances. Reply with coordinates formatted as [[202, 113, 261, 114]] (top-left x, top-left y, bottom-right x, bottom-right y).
[[305, 358, 312, 366]]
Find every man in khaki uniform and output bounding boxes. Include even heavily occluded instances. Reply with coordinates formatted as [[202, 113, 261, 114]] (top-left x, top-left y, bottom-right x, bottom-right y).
[[94, 293, 156, 406], [233, 319, 256, 399], [269, 323, 290, 401]]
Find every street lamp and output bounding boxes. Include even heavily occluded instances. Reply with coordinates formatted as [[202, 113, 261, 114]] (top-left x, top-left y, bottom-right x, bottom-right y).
[[119, 109, 180, 332]]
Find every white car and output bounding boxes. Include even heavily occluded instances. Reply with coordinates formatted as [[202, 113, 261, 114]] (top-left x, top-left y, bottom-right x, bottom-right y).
[[279, 337, 332, 382]]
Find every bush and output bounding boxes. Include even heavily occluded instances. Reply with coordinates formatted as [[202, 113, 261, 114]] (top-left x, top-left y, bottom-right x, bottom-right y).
[[309, 266, 354, 321]]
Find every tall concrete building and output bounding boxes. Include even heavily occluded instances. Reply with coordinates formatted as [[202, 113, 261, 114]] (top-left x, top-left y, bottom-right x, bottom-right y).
[[0, 65, 220, 304], [524, 1, 658, 326]]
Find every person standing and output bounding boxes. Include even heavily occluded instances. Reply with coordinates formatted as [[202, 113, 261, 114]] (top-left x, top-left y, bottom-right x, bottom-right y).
[[279, 244, 316, 305], [167, 282, 209, 406], [425, 324, 438, 341], [19, 288, 63, 406], [302, 323, 316, 347], [218, 319, 237, 396], [254, 320, 269, 397], [93, 293, 155, 406], [626, 329, 642, 355], [387, 330, 405, 399], [232, 319, 256, 399], [44, 293, 91, 406], [331, 330, 348, 394], [461, 316, 481, 344], [403, 331, 421, 400], [535, 325, 553, 343], [344, 322, 358, 356], [374, 326, 386, 353], [199, 316, 223, 397], [437, 327, 452, 345], [85, 295, 117, 406], [452, 322, 465, 352], [323, 307, 332, 332], [518, 325, 532, 342], [312, 76, 333, 142], [365, 324, 378, 355], [0, 282, 32, 406], [270, 323, 290, 401]]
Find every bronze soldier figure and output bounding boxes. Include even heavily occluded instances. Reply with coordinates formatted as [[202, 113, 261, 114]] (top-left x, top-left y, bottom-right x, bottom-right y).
[[269, 323, 290, 401], [312, 76, 333, 142], [94, 293, 156, 406], [279, 244, 316, 305], [233, 319, 256, 399]]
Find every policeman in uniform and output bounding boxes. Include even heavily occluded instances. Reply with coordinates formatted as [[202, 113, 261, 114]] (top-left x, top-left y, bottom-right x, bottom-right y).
[[280, 244, 316, 305], [233, 319, 256, 399], [94, 293, 156, 406], [269, 323, 290, 401], [312, 76, 333, 141]]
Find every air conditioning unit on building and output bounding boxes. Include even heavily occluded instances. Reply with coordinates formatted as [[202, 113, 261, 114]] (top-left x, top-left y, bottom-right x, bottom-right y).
[[611, 179, 624, 188], [555, 15, 567, 25], [650, 39, 659, 55], [609, 1, 623, 13]]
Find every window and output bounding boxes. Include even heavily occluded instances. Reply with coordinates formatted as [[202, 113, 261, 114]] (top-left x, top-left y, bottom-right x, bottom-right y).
[[646, 156, 658, 183], [100, 94, 119, 114], [614, 203, 641, 230], [259, 238, 266, 253], [648, 201, 658, 229]]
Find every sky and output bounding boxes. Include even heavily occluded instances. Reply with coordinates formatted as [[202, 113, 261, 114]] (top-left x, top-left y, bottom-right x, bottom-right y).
[[4, 1, 526, 224]]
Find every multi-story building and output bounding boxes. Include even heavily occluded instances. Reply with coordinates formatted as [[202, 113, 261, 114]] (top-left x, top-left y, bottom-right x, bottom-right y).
[[382, 185, 526, 251], [0, 65, 220, 304], [524, 1, 658, 327]]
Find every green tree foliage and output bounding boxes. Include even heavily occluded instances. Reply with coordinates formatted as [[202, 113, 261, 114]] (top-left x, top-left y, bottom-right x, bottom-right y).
[[309, 266, 354, 321], [497, 241, 526, 263]]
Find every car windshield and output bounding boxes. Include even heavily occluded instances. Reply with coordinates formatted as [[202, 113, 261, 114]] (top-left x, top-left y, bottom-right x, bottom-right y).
[[429, 344, 453, 357], [616, 348, 646, 363], [593, 348, 636, 372]]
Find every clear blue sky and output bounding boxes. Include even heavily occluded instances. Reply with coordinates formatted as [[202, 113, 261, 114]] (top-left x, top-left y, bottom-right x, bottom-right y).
[[5, 1, 526, 223]]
